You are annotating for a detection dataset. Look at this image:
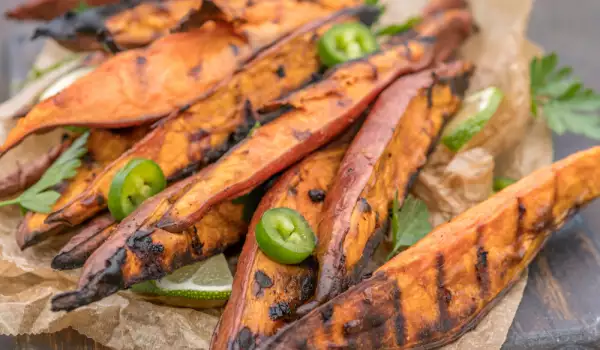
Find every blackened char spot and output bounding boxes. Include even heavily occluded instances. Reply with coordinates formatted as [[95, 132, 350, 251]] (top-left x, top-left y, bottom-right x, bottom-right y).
[[229, 43, 240, 56], [269, 301, 292, 320], [300, 271, 316, 302], [418, 35, 437, 44], [189, 225, 203, 255], [393, 284, 406, 346], [188, 63, 203, 79], [96, 195, 106, 206], [308, 189, 326, 203], [475, 225, 490, 298], [436, 253, 453, 333], [292, 129, 312, 141], [320, 303, 334, 323], [135, 56, 147, 66], [275, 65, 286, 78], [167, 163, 200, 183], [358, 197, 372, 213], [254, 270, 273, 296], [127, 230, 164, 254], [288, 185, 298, 196], [258, 104, 295, 124], [234, 327, 255, 350], [188, 129, 209, 142]]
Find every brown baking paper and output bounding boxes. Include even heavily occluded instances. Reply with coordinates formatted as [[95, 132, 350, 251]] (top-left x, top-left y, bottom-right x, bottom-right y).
[[0, 0, 550, 348]]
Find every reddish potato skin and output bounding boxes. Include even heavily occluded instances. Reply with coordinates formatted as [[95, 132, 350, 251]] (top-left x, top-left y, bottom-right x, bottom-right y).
[[261, 146, 600, 350], [0, 0, 359, 157], [300, 61, 474, 313], [211, 143, 348, 350], [5, 0, 118, 20]]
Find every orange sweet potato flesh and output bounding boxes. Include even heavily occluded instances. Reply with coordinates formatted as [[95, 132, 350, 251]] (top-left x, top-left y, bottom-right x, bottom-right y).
[[0, 0, 358, 157], [46, 8, 360, 227], [261, 146, 600, 350], [15, 128, 146, 250], [51, 214, 116, 270], [5, 0, 118, 20], [298, 61, 474, 314], [212, 143, 347, 350], [155, 8, 474, 233], [51, 199, 247, 312]]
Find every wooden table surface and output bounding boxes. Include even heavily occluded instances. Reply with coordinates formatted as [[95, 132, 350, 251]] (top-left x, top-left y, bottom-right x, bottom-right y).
[[1, 0, 599, 349]]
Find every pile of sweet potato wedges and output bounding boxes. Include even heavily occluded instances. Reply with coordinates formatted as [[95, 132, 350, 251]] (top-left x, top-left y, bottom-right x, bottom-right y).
[[3, 0, 600, 349]]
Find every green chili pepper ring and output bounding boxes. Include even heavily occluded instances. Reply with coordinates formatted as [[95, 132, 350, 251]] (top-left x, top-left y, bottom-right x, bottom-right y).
[[255, 207, 317, 265], [318, 22, 379, 68], [108, 158, 166, 221]]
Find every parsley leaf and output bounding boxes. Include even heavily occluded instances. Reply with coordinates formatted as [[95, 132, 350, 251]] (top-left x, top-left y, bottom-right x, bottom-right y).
[[493, 177, 517, 193], [0, 131, 89, 213], [74, 0, 91, 14], [388, 194, 432, 260], [376, 16, 421, 37], [531, 53, 600, 140]]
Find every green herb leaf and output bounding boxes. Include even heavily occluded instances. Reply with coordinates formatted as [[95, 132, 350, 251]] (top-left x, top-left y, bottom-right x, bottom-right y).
[[75, 0, 91, 13], [376, 16, 421, 37], [493, 177, 517, 193], [0, 131, 90, 213], [248, 121, 261, 137], [388, 194, 432, 260], [531, 53, 600, 139]]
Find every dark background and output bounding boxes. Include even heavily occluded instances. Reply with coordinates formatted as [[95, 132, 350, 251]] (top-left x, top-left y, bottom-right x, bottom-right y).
[[0, 0, 599, 348]]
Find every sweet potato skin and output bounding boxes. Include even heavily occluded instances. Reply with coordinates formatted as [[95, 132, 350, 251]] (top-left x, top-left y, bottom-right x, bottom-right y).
[[46, 9, 358, 227], [302, 62, 473, 312], [261, 146, 600, 350], [5, 0, 118, 21], [51, 200, 247, 312], [156, 8, 474, 233], [0, 0, 358, 157], [211, 144, 347, 350], [51, 214, 115, 270], [15, 128, 146, 249]]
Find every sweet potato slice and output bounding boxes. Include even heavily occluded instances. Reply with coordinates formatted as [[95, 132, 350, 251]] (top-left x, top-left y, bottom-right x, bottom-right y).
[[155, 8, 474, 233], [33, 0, 204, 52], [261, 146, 600, 350], [46, 8, 362, 227], [51, 199, 247, 312], [15, 128, 146, 249], [5, 0, 119, 21], [296, 61, 473, 313], [212, 143, 347, 349], [51, 214, 116, 270], [0, 0, 358, 157]]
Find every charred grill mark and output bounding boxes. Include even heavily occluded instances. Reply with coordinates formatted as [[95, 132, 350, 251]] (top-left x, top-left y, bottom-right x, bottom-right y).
[[436, 252, 453, 333], [188, 129, 209, 142], [135, 56, 147, 66], [97, 28, 123, 54], [426, 73, 438, 109], [189, 225, 203, 255], [96, 195, 106, 206], [167, 163, 200, 183], [358, 197, 372, 213], [229, 43, 240, 57], [288, 185, 298, 196], [127, 230, 164, 254], [475, 225, 490, 298], [393, 284, 406, 346], [299, 260, 316, 301], [275, 65, 286, 78], [257, 104, 295, 124], [253, 270, 273, 297], [243, 99, 257, 125], [349, 220, 388, 286], [188, 63, 203, 79], [308, 189, 326, 203], [292, 129, 312, 141], [234, 327, 256, 350], [269, 301, 292, 321]]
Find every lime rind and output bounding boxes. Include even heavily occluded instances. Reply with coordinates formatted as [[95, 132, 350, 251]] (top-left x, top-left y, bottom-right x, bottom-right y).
[[442, 87, 504, 152]]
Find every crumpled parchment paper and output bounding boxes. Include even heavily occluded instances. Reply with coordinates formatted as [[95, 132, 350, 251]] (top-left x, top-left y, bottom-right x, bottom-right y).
[[0, 0, 551, 348]]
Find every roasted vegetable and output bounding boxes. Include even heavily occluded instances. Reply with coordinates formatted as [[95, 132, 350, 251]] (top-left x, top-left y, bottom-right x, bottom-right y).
[[16, 128, 146, 249], [33, 0, 204, 51], [0, 139, 69, 199], [0, 0, 359, 156], [154, 8, 474, 233], [46, 9, 362, 227], [212, 143, 347, 349], [261, 145, 600, 350], [51, 214, 115, 270], [5, 0, 119, 21], [51, 199, 247, 312], [298, 61, 473, 314]]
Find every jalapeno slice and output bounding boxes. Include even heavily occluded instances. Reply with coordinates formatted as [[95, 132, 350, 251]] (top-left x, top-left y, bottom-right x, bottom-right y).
[[255, 207, 316, 265], [108, 158, 166, 221], [318, 22, 379, 68]]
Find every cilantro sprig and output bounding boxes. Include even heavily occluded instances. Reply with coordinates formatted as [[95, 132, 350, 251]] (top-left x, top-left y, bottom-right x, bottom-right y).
[[0, 132, 89, 213], [74, 0, 91, 14], [531, 53, 600, 139], [388, 194, 432, 259]]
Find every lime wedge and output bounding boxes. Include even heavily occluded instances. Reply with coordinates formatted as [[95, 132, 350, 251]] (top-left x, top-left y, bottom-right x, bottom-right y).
[[39, 66, 95, 101], [441, 86, 504, 152], [130, 254, 233, 308]]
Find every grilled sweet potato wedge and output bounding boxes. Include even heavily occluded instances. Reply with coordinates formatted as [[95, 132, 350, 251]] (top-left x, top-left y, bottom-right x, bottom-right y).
[[51, 215, 116, 270], [5, 0, 119, 21], [298, 62, 473, 313], [51, 199, 247, 312], [15, 128, 146, 249], [46, 8, 361, 227], [154, 8, 474, 233], [33, 0, 204, 51], [261, 146, 600, 350], [0, 0, 357, 157], [212, 143, 348, 349], [0, 139, 69, 199]]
